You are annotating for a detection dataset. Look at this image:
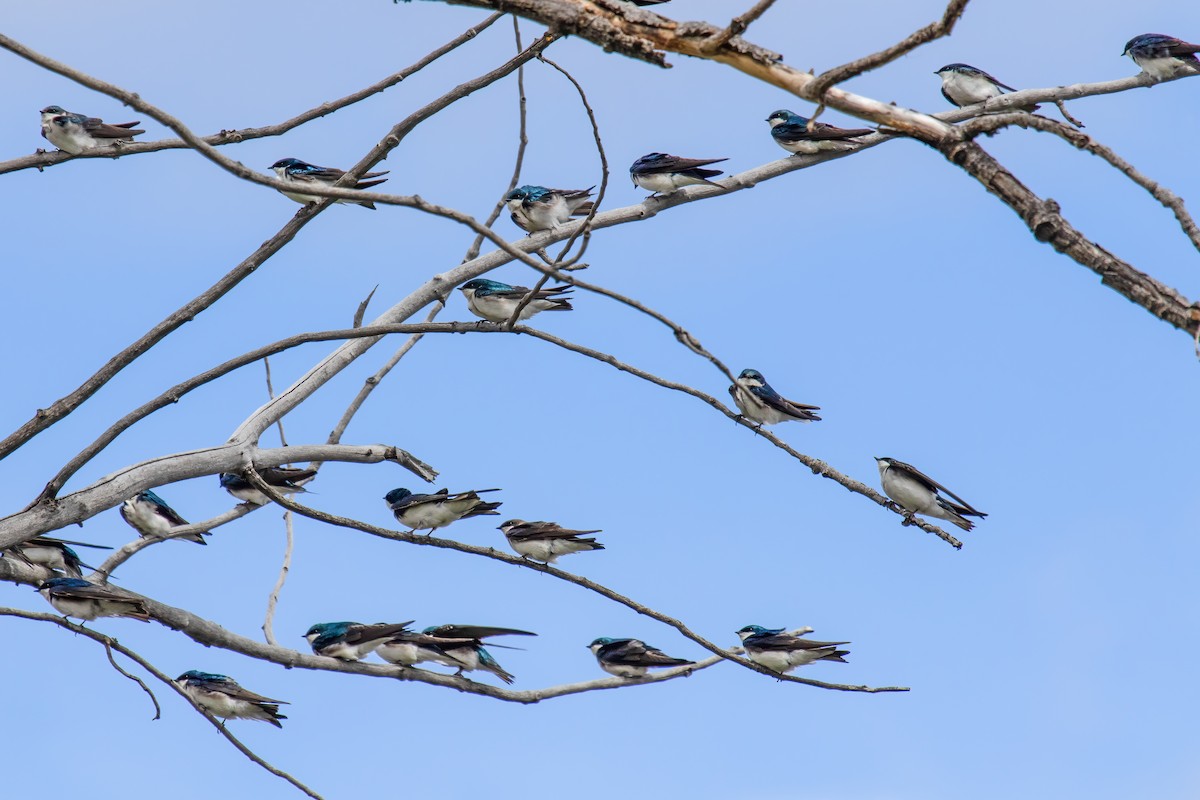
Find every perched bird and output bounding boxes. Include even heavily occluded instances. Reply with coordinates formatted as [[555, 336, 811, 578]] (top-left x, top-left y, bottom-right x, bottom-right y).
[[175, 670, 289, 728], [384, 487, 502, 534], [934, 63, 1040, 111], [875, 456, 986, 531], [729, 368, 821, 427], [498, 518, 605, 563], [766, 109, 874, 156], [587, 637, 694, 678], [304, 621, 416, 661], [1123, 33, 1200, 80], [377, 630, 474, 671], [219, 467, 316, 506], [5, 537, 110, 577], [458, 278, 573, 324], [269, 157, 389, 209], [416, 625, 535, 684], [120, 489, 209, 545], [629, 152, 728, 196], [38, 577, 150, 622], [736, 625, 850, 673], [39, 105, 144, 155], [505, 184, 594, 233]]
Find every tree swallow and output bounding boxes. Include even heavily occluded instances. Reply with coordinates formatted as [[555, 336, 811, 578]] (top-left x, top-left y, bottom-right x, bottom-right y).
[[269, 158, 389, 209], [728, 368, 821, 427], [219, 467, 317, 506], [120, 490, 209, 544], [874, 457, 986, 531], [766, 110, 874, 155], [1123, 34, 1200, 80], [458, 278, 573, 323], [304, 621, 416, 661], [38, 577, 151, 622], [629, 152, 728, 196], [497, 518, 605, 563], [5, 536, 110, 577], [933, 63, 1040, 111], [39, 105, 144, 155], [175, 670, 289, 728], [587, 637, 694, 678], [504, 185, 594, 232], [383, 487, 502, 534], [399, 624, 536, 684], [377, 630, 474, 671], [736, 625, 849, 673]]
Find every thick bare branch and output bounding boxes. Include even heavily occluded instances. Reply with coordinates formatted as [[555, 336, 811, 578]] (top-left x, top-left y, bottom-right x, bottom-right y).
[[1, 443, 436, 549]]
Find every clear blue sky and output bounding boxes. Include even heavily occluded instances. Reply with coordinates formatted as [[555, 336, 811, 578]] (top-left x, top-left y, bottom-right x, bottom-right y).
[[3, 1, 1198, 798]]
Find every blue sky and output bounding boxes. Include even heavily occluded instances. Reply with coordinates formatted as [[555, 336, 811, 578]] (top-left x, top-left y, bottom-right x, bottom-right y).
[[3, 1, 1198, 798]]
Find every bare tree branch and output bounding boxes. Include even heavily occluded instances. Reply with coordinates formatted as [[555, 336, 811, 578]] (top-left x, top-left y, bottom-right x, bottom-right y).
[[0, 14, 505, 177], [808, 0, 970, 103], [959, 113, 1200, 254], [1, 608, 326, 800], [702, 0, 778, 54], [1, 443, 437, 548]]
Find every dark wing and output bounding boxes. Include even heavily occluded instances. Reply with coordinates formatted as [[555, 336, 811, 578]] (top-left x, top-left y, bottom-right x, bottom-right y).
[[509, 521, 602, 541], [752, 386, 822, 420], [34, 536, 112, 551], [206, 677, 289, 705], [347, 621, 416, 643], [82, 117, 144, 138], [638, 155, 728, 174], [1163, 38, 1200, 57], [426, 624, 536, 640], [891, 459, 985, 517], [291, 164, 345, 182], [260, 466, 317, 486], [809, 121, 875, 140]]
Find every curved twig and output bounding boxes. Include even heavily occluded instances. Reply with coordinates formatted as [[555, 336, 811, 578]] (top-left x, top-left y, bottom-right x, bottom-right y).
[[1, 607, 326, 800]]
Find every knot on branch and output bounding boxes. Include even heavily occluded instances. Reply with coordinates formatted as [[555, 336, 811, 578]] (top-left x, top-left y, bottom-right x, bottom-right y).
[[1029, 199, 1065, 244]]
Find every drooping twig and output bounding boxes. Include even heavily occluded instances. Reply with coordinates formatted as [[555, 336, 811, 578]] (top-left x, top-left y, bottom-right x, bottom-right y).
[[102, 639, 161, 720], [1, 607, 326, 799]]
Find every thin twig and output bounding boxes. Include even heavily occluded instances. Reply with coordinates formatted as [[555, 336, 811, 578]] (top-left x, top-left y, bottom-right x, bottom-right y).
[[506, 53, 609, 324], [702, 0, 778, 53], [103, 639, 161, 719], [2, 608, 326, 799], [959, 113, 1200, 254], [808, 0, 970, 119], [262, 358, 292, 647], [353, 286, 379, 329], [94, 506, 256, 578], [0, 14, 505, 178]]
